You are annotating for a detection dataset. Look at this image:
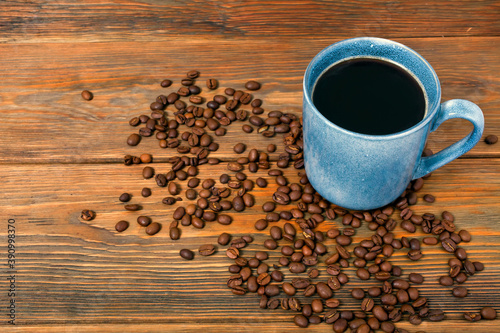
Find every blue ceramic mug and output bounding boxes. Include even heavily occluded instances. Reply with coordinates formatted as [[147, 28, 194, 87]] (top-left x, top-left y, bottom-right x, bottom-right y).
[[303, 37, 484, 210]]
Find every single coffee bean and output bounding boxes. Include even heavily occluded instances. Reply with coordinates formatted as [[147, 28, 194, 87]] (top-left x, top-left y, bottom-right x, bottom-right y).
[[474, 261, 485, 271], [459, 229, 472, 242], [439, 275, 454, 286], [294, 314, 308, 328], [145, 222, 161, 235], [423, 236, 438, 245], [480, 306, 497, 320], [127, 133, 141, 146], [332, 318, 348, 333], [141, 187, 152, 197], [351, 288, 365, 300], [206, 78, 218, 90], [226, 247, 239, 259], [180, 249, 194, 260], [160, 79, 172, 87], [408, 273, 424, 284], [442, 238, 457, 252], [356, 268, 370, 280], [317, 282, 333, 299], [137, 216, 151, 227], [199, 244, 216, 256], [361, 298, 374, 312], [485, 134, 498, 144], [245, 80, 261, 90], [81, 90, 93, 100], [218, 233, 231, 245], [428, 309, 445, 322], [452, 286, 468, 298], [233, 143, 246, 154], [80, 209, 96, 221], [464, 312, 482, 322], [124, 204, 141, 211], [115, 220, 129, 232], [119, 193, 131, 202]]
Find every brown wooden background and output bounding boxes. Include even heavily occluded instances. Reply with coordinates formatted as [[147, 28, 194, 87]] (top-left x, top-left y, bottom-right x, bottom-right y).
[[1, 1, 499, 332]]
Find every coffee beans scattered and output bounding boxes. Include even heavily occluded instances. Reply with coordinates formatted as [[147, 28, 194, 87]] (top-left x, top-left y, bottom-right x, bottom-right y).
[[91, 70, 491, 331]]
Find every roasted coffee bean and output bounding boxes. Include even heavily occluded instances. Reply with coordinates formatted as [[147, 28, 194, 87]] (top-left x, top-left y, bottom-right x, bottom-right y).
[[124, 204, 141, 211], [408, 313, 422, 325], [455, 272, 467, 284], [233, 142, 246, 154], [408, 249, 423, 260], [442, 238, 457, 252], [263, 238, 277, 250], [474, 261, 485, 271], [145, 222, 161, 235], [464, 312, 482, 322], [294, 314, 308, 328], [139, 187, 151, 197], [351, 288, 365, 300], [439, 275, 454, 286], [485, 134, 498, 144], [423, 236, 438, 245], [423, 194, 435, 202], [79, 209, 96, 221], [316, 282, 333, 299], [453, 286, 468, 298], [205, 78, 218, 90], [428, 309, 445, 321], [127, 133, 141, 146], [481, 307, 497, 320], [408, 273, 424, 284], [169, 227, 180, 240], [245, 80, 261, 90], [356, 268, 370, 280], [155, 174, 168, 187], [160, 79, 172, 87], [115, 220, 129, 232], [137, 216, 151, 227], [459, 229, 472, 242], [199, 244, 216, 256], [81, 90, 93, 101], [226, 247, 239, 259], [179, 249, 194, 260], [372, 305, 388, 321]]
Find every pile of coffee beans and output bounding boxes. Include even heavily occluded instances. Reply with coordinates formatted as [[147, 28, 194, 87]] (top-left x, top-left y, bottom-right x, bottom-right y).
[[82, 70, 496, 330]]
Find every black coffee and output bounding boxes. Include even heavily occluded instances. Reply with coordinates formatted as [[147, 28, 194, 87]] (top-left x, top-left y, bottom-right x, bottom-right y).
[[312, 58, 426, 135]]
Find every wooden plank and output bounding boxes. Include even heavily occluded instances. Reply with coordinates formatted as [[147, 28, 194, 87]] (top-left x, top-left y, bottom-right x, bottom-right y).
[[1, 158, 499, 331], [1, 0, 499, 43], [0, 37, 498, 164]]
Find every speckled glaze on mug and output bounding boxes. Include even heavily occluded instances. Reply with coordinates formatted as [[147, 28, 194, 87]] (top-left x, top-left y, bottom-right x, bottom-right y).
[[303, 37, 484, 210]]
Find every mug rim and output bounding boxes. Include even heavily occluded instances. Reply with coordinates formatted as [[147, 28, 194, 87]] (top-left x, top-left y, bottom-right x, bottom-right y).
[[303, 37, 441, 140]]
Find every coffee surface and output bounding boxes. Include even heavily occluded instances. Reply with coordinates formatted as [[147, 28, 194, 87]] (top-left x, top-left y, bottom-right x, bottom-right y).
[[312, 58, 426, 135]]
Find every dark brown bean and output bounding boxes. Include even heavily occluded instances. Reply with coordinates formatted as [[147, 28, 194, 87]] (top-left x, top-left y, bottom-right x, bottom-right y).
[[481, 307, 497, 320], [115, 220, 129, 232], [145, 222, 161, 235]]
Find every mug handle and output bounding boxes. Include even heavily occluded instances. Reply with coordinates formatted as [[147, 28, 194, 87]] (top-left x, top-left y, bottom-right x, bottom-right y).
[[412, 99, 484, 180]]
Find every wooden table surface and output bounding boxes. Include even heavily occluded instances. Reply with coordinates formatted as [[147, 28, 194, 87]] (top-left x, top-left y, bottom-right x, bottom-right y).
[[1, 1, 499, 332]]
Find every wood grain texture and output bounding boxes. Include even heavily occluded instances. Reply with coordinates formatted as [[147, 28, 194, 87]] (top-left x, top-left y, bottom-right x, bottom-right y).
[[0, 0, 499, 43], [0, 37, 498, 164], [1, 159, 499, 331], [1, 1, 499, 332]]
